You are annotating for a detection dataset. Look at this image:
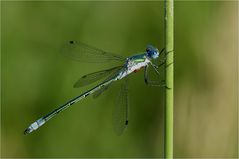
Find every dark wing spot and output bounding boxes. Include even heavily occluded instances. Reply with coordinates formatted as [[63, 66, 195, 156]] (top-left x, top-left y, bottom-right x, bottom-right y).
[[125, 120, 128, 125], [69, 40, 76, 44]]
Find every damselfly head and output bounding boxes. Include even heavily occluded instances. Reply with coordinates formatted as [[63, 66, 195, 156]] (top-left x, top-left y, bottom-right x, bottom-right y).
[[146, 45, 159, 59]]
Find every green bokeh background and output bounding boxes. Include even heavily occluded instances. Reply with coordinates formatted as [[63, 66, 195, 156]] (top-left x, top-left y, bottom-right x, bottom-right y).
[[1, 1, 238, 158]]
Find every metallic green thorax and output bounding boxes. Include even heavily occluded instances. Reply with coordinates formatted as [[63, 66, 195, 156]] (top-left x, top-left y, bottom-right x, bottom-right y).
[[129, 54, 146, 63], [134, 58, 145, 62]]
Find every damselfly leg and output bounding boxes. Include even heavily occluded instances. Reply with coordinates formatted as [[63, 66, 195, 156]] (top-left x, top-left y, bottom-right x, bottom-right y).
[[144, 65, 166, 87]]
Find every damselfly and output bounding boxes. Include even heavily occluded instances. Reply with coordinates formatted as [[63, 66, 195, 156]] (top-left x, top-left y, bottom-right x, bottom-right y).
[[24, 41, 165, 135]]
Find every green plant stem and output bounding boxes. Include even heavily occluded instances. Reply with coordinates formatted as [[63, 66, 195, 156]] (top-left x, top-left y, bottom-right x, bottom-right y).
[[164, 0, 174, 158]]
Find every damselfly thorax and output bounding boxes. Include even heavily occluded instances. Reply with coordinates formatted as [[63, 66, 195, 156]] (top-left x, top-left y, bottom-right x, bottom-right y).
[[117, 54, 150, 80]]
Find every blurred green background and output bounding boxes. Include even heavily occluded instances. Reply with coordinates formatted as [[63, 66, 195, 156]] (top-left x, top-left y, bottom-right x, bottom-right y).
[[1, 1, 238, 158]]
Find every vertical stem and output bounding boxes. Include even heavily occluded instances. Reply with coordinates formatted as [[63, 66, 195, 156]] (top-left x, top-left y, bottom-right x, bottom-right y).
[[164, 0, 174, 158]]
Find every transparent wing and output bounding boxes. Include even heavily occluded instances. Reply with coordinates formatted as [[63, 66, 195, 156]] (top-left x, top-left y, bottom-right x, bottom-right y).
[[92, 66, 123, 98], [61, 40, 125, 63], [74, 66, 122, 88], [92, 84, 111, 99], [113, 78, 129, 135]]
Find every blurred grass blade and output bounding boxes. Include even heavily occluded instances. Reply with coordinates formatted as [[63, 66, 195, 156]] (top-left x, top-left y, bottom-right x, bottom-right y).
[[164, 0, 174, 158]]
